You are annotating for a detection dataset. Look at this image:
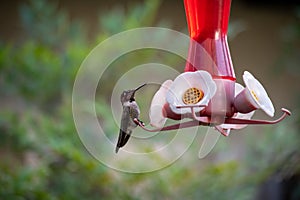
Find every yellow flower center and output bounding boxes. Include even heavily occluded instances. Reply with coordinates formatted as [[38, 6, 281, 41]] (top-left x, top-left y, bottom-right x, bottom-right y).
[[251, 90, 259, 101], [182, 87, 204, 105]]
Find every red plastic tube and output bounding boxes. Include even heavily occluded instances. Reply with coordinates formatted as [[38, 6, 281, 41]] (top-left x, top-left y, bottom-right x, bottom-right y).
[[184, 0, 235, 81]]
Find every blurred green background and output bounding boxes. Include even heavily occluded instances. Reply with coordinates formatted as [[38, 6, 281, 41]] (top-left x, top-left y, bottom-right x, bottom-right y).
[[0, 0, 299, 199]]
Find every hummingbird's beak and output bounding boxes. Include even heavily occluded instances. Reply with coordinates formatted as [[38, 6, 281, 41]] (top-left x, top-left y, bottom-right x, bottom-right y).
[[130, 83, 147, 99], [134, 83, 147, 92]]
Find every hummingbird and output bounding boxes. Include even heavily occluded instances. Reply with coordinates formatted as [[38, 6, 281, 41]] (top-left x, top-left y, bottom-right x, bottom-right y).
[[115, 83, 147, 153]]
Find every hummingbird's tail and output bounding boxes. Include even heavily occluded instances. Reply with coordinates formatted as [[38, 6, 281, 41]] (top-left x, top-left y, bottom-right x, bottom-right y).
[[115, 146, 120, 153], [115, 130, 131, 153]]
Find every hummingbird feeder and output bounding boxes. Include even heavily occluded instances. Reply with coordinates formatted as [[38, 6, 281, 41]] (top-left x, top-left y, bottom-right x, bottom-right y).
[[135, 0, 291, 136]]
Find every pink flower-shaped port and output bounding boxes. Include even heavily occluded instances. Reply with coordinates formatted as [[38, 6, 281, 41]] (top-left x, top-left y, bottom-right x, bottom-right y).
[[149, 80, 173, 128], [221, 83, 255, 130], [234, 71, 275, 117], [142, 73, 290, 134], [166, 71, 217, 114]]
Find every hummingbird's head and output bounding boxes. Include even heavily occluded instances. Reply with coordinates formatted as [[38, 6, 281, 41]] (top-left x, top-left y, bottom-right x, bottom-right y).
[[120, 83, 147, 104]]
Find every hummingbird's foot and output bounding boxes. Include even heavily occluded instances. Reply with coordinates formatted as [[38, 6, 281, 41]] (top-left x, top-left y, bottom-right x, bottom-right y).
[[134, 118, 145, 126]]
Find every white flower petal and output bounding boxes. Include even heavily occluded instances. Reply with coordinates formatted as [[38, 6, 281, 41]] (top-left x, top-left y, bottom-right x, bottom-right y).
[[221, 83, 255, 130], [166, 70, 217, 114], [149, 80, 173, 128], [243, 71, 275, 117]]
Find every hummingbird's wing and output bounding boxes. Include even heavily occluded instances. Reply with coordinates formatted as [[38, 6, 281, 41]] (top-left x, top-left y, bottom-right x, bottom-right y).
[[115, 106, 132, 153]]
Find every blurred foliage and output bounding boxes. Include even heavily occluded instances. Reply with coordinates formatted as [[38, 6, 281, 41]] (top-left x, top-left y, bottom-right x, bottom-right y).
[[275, 6, 300, 134], [275, 7, 300, 77], [0, 0, 299, 199]]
